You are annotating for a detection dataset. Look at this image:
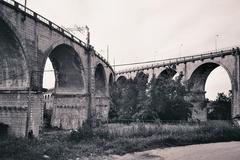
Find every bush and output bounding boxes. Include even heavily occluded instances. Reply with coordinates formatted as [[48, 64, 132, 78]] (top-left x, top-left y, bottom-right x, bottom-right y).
[[0, 137, 43, 160], [69, 121, 93, 142]]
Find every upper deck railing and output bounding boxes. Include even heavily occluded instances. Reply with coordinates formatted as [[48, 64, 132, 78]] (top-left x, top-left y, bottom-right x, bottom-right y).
[[116, 46, 240, 74], [0, 0, 113, 72]]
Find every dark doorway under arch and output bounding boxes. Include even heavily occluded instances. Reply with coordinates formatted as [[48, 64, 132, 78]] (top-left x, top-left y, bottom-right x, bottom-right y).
[[158, 67, 177, 80], [0, 123, 9, 137]]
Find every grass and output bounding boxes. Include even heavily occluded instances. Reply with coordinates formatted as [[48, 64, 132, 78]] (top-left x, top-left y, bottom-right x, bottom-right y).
[[1, 121, 240, 160]]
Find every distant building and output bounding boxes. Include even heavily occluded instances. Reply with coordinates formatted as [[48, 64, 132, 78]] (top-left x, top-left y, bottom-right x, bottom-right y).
[[43, 88, 54, 110], [43, 89, 54, 128]]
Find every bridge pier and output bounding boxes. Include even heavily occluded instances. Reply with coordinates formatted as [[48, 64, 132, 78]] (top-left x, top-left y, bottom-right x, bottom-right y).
[[0, 91, 42, 137], [187, 90, 207, 121], [50, 94, 88, 130], [231, 53, 240, 118]]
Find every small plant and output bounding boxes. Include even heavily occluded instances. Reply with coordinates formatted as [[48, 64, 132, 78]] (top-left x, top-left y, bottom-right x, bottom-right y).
[[69, 121, 93, 142]]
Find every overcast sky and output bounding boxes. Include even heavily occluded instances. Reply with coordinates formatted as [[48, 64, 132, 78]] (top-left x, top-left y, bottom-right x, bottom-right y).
[[16, 0, 240, 100]]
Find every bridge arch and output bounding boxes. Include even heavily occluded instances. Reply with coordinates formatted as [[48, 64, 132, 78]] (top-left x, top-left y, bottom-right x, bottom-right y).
[[188, 62, 233, 93], [95, 63, 107, 96], [188, 62, 233, 120], [42, 44, 85, 93], [158, 67, 177, 80], [0, 18, 29, 89], [0, 11, 26, 51], [116, 75, 127, 84]]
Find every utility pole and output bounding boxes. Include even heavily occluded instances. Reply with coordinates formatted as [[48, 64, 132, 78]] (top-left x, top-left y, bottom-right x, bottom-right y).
[[179, 44, 183, 57], [65, 25, 90, 47], [24, 0, 27, 12], [107, 45, 109, 62], [21, 0, 27, 21], [215, 34, 219, 52], [114, 58, 116, 72], [85, 25, 90, 48]]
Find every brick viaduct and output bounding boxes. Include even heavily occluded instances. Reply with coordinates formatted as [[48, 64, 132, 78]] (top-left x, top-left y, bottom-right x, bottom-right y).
[[1, 0, 240, 137], [116, 47, 240, 121], [0, 0, 114, 137]]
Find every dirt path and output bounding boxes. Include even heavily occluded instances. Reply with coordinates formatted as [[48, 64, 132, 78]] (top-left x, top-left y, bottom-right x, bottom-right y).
[[108, 141, 240, 160]]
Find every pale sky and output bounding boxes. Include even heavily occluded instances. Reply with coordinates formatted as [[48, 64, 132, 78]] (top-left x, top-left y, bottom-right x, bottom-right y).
[[16, 0, 239, 100]]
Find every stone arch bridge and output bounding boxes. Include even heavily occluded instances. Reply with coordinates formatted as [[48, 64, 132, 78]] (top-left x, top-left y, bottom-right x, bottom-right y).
[[116, 47, 240, 121], [0, 0, 114, 137]]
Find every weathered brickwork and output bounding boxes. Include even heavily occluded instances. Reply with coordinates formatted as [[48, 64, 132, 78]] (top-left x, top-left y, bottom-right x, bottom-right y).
[[95, 97, 110, 122], [51, 96, 89, 130], [0, 92, 28, 137], [0, 0, 114, 137]]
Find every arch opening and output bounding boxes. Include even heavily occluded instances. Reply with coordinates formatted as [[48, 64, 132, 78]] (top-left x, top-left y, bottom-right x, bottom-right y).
[[116, 76, 127, 86], [0, 18, 29, 89], [109, 73, 114, 89], [189, 62, 232, 120], [0, 123, 8, 137], [43, 58, 55, 89], [95, 64, 106, 96], [205, 66, 231, 100], [43, 44, 85, 94], [158, 67, 177, 80]]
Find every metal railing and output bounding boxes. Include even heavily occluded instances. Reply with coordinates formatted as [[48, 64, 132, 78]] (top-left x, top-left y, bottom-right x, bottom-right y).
[[0, 0, 113, 72], [117, 46, 240, 74]]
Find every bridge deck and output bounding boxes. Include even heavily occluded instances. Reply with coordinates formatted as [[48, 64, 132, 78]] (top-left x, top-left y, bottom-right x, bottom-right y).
[[116, 47, 240, 74]]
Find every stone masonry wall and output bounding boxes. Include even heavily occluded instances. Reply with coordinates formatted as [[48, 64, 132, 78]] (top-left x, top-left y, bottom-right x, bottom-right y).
[[0, 92, 28, 137], [51, 96, 89, 130]]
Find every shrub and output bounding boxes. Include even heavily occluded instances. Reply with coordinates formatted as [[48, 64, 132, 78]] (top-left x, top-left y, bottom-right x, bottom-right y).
[[69, 121, 93, 142]]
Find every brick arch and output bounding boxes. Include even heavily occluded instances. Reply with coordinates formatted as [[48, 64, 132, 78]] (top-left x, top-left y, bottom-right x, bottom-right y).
[[0, 11, 27, 54], [188, 62, 233, 92], [116, 75, 127, 86], [95, 63, 107, 96], [41, 40, 85, 70], [41, 43, 86, 93], [0, 17, 30, 89], [158, 67, 177, 79]]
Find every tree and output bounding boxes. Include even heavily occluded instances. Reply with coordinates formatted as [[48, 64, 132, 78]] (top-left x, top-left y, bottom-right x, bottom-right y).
[[109, 72, 149, 121], [147, 72, 192, 121], [109, 71, 193, 121], [207, 92, 232, 120]]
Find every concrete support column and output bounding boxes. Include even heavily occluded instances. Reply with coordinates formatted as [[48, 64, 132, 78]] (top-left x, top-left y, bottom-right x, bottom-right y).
[[232, 52, 240, 118], [188, 90, 207, 121], [88, 47, 97, 127]]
